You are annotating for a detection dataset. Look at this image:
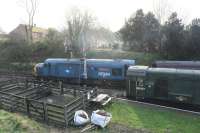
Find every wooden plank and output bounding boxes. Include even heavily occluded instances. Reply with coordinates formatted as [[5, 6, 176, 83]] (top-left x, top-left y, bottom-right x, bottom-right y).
[[28, 99, 44, 104], [65, 97, 82, 108], [15, 87, 35, 95], [47, 116, 65, 123], [29, 112, 44, 120], [47, 113, 64, 120], [1, 98, 24, 106], [29, 103, 44, 116], [29, 107, 44, 113], [47, 119, 65, 126], [46, 103, 64, 109], [1, 102, 26, 111], [27, 94, 38, 99], [47, 109, 64, 115], [29, 110, 44, 118], [66, 102, 83, 113], [1, 84, 18, 89], [1, 86, 19, 92], [30, 95, 45, 100], [29, 104, 44, 110], [1, 97, 25, 105], [24, 91, 37, 97], [1, 102, 12, 108], [67, 106, 83, 121], [0, 91, 25, 99], [81, 124, 96, 133], [0, 82, 13, 88], [2, 100, 25, 108]]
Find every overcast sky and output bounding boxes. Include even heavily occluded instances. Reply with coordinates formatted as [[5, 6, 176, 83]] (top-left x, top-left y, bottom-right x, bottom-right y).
[[0, 0, 199, 33]]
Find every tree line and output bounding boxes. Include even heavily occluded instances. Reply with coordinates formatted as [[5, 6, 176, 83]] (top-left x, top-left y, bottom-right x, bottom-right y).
[[1, 7, 200, 64], [119, 9, 200, 60], [0, 28, 66, 63]]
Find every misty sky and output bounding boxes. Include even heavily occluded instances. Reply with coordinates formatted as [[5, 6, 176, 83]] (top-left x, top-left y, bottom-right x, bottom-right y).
[[0, 0, 198, 33]]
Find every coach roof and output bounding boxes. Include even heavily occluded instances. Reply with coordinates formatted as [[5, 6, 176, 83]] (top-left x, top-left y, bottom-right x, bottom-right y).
[[44, 58, 135, 65], [127, 66, 200, 76]]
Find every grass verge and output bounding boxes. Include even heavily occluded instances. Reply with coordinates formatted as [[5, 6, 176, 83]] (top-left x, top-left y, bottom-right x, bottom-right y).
[[105, 101, 200, 133], [0, 110, 46, 133]]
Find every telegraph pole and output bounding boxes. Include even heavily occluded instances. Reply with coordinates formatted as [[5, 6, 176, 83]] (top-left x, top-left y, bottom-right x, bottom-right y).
[[82, 32, 87, 80], [64, 37, 73, 58]]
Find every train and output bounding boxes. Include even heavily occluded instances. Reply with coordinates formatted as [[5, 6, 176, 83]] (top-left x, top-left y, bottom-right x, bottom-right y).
[[33, 58, 135, 89], [34, 58, 200, 106], [126, 66, 200, 106]]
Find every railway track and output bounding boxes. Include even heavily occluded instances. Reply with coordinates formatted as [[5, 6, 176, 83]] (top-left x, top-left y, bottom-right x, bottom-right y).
[[116, 98, 200, 116], [0, 71, 34, 81]]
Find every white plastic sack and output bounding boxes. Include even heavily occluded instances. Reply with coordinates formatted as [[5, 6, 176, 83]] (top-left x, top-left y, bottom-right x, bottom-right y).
[[91, 110, 112, 128], [74, 110, 90, 126]]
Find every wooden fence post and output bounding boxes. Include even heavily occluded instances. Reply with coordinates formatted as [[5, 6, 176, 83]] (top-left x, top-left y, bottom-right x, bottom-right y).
[[73, 87, 76, 97], [59, 81, 63, 95], [94, 87, 98, 97], [0, 95, 2, 109], [82, 94, 86, 110], [44, 103, 48, 124], [25, 98, 30, 117], [64, 105, 68, 127], [25, 79, 28, 89]]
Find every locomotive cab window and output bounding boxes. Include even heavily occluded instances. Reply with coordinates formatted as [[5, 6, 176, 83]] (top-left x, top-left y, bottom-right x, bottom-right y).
[[112, 68, 122, 76]]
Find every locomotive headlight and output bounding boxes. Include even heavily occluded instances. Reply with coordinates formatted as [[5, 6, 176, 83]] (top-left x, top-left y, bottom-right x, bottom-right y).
[[33, 63, 44, 76]]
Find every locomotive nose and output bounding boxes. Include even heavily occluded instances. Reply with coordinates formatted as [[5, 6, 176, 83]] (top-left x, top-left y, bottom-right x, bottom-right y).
[[33, 65, 37, 76]]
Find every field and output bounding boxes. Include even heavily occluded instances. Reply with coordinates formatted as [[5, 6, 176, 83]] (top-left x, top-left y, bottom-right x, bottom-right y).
[[1, 100, 200, 133]]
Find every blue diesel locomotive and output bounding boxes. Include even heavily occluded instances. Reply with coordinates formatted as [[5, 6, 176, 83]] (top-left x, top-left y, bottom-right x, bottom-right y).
[[34, 58, 135, 89]]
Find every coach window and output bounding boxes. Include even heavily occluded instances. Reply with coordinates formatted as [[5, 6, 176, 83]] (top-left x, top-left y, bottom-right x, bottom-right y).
[[112, 68, 122, 76]]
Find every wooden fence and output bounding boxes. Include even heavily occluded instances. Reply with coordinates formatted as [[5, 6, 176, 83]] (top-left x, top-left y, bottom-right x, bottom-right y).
[[0, 80, 98, 127]]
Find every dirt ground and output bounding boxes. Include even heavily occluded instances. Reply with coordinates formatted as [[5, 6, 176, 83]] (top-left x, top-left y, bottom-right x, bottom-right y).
[[44, 123, 151, 133]]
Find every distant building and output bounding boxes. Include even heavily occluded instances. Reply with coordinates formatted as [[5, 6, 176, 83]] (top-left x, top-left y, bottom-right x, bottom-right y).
[[9, 24, 47, 42], [0, 33, 9, 42]]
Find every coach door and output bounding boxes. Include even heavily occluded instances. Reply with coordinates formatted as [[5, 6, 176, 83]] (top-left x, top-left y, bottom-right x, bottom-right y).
[[135, 77, 145, 99], [126, 77, 136, 100], [126, 76, 145, 100]]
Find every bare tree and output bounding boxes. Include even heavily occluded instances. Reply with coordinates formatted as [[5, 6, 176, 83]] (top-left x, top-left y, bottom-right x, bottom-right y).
[[64, 7, 95, 57], [176, 8, 190, 24], [18, 0, 39, 44], [153, 0, 172, 53], [0, 27, 4, 34], [64, 8, 96, 80], [153, 0, 171, 24]]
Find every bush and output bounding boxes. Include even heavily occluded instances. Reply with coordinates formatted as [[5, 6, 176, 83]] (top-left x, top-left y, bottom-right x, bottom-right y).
[[0, 41, 31, 62], [87, 49, 162, 65], [0, 39, 67, 63]]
